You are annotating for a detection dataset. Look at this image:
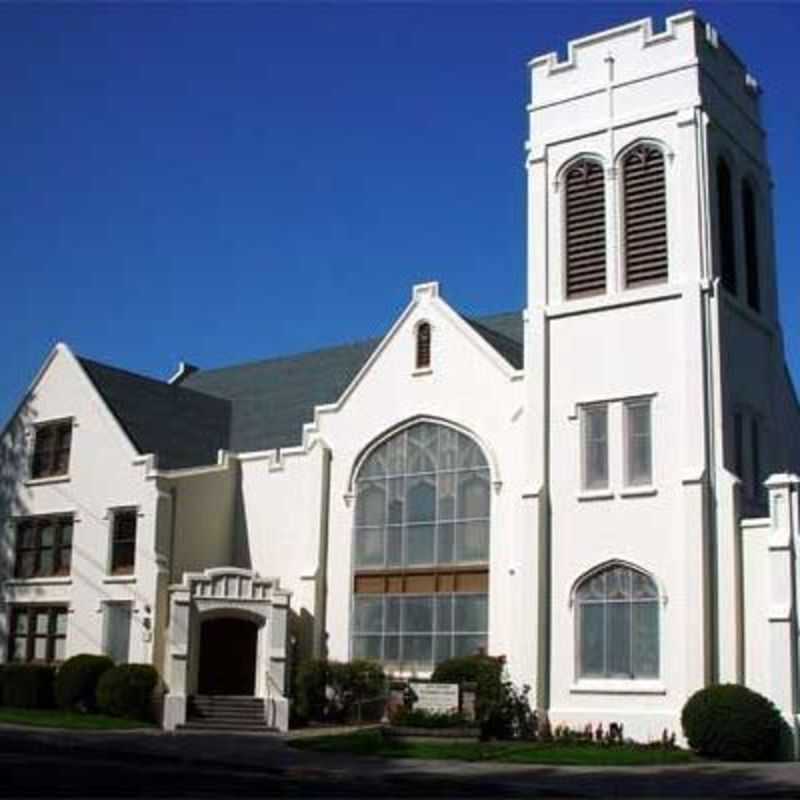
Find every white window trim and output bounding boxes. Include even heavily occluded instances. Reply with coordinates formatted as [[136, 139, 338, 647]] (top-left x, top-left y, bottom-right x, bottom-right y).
[[570, 678, 666, 695]]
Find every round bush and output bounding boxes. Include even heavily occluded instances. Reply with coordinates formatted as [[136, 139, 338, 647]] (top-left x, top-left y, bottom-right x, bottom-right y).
[[681, 684, 786, 761], [96, 664, 158, 720], [54, 654, 114, 712]]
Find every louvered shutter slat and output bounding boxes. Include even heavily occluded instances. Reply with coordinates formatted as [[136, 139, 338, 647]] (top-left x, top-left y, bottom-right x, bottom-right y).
[[623, 146, 668, 287], [565, 160, 606, 298]]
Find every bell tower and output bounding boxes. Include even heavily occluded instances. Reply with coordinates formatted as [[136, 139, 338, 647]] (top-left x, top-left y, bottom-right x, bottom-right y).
[[521, 11, 800, 735]]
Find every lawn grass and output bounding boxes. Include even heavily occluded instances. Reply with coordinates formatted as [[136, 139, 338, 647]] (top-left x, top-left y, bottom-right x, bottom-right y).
[[0, 707, 155, 731], [291, 728, 694, 766]]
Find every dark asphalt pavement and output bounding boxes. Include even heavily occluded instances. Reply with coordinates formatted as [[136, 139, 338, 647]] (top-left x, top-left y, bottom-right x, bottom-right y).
[[2, 726, 800, 798]]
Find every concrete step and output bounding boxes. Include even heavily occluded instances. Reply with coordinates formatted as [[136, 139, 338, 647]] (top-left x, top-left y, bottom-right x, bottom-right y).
[[185, 695, 269, 733], [177, 721, 275, 733]]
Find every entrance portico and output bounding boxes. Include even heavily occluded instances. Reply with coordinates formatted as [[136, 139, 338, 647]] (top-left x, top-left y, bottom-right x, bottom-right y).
[[163, 568, 291, 732]]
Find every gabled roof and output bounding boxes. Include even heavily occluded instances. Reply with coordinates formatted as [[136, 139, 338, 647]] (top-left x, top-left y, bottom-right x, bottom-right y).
[[79, 309, 523, 467], [79, 358, 231, 470]]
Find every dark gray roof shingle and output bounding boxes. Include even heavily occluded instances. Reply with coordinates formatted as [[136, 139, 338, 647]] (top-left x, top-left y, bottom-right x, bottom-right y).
[[80, 308, 523, 466], [182, 340, 378, 453], [79, 358, 231, 470]]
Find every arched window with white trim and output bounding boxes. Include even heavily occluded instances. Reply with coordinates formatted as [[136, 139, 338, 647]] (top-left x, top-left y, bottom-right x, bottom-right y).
[[351, 421, 490, 671], [575, 563, 660, 680]]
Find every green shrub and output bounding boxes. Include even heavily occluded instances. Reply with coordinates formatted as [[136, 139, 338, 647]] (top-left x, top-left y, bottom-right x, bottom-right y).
[[0, 664, 5, 706], [96, 664, 158, 720], [681, 684, 786, 761], [329, 660, 387, 723], [292, 659, 387, 724], [54, 654, 114, 712], [293, 659, 329, 723], [390, 706, 472, 729], [432, 654, 504, 726], [2, 664, 56, 709], [431, 654, 535, 740]]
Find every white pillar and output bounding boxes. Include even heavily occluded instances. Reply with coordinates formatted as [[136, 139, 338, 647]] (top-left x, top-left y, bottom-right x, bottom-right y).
[[765, 473, 799, 757], [162, 586, 191, 731]]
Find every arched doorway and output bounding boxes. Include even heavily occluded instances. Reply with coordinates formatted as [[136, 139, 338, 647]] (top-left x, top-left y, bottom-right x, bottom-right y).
[[197, 617, 258, 695]]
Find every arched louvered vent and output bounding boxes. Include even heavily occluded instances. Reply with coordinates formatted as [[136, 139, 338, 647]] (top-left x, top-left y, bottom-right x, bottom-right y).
[[623, 145, 668, 287], [565, 160, 607, 298]]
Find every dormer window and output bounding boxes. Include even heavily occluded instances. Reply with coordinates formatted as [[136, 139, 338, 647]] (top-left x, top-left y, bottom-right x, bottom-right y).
[[31, 420, 72, 479], [622, 144, 668, 287], [564, 159, 607, 298], [416, 322, 431, 370]]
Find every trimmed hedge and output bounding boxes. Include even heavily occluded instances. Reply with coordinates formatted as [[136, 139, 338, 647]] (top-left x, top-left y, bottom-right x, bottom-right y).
[[96, 664, 158, 720], [681, 684, 786, 761], [54, 654, 114, 712], [2, 664, 56, 709]]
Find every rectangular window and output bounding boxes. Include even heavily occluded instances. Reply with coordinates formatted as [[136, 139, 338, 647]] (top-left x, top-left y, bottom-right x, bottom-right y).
[[624, 400, 652, 486], [103, 603, 132, 663], [31, 421, 72, 479], [14, 516, 73, 579], [9, 606, 68, 663], [351, 592, 488, 670], [110, 510, 137, 575], [581, 405, 608, 490]]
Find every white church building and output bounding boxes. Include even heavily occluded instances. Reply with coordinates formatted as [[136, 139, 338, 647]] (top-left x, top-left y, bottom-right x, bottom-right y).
[[1, 11, 799, 743]]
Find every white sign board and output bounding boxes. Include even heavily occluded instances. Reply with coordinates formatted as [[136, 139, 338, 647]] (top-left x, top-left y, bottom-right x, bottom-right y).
[[409, 682, 459, 714]]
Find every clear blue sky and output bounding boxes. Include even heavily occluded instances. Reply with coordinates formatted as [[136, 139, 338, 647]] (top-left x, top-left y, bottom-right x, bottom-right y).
[[1, 2, 797, 422]]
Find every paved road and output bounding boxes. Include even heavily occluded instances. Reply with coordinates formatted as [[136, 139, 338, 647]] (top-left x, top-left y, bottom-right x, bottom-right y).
[[2, 727, 800, 798]]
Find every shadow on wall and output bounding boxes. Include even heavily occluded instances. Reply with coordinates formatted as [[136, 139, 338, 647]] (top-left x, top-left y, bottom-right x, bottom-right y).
[[288, 607, 317, 665], [0, 397, 155, 657], [0, 400, 38, 646], [231, 473, 252, 570]]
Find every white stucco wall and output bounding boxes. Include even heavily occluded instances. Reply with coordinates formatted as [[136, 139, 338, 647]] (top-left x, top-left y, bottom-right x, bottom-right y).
[[0, 346, 163, 665]]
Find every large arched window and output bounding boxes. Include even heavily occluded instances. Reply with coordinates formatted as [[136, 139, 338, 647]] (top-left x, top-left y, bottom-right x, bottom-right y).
[[575, 563, 659, 680], [622, 144, 668, 287], [717, 157, 737, 294], [351, 421, 490, 671], [564, 158, 607, 298]]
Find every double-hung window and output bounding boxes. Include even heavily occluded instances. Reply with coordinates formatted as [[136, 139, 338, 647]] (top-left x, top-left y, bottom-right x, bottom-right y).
[[624, 400, 653, 487], [9, 606, 68, 663], [581, 405, 608, 491], [31, 420, 72, 479], [14, 516, 73, 578], [110, 509, 137, 575]]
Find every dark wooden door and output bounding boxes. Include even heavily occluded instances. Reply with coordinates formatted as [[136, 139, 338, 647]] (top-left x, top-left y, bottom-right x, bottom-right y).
[[197, 617, 258, 695]]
